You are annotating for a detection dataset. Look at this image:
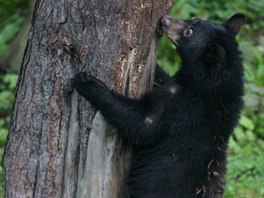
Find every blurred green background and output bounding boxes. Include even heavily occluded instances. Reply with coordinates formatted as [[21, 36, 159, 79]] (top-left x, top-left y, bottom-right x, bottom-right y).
[[0, 0, 263, 197]]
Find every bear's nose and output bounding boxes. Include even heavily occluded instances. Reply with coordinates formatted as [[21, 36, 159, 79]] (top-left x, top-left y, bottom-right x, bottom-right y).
[[161, 15, 171, 26]]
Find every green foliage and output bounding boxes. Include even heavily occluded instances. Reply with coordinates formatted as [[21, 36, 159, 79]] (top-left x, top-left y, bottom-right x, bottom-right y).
[[0, 0, 32, 60], [0, 74, 18, 110], [157, 37, 180, 75], [239, 116, 254, 131], [0, 0, 32, 25], [157, 1, 264, 197], [0, 15, 24, 58], [226, 143, 264, 198], [0, 148, 3, 197], [227, 113, 264, 197], [0, 120, 8, 146], [0, 72, 18, 197], [241, 42, 264, 86]]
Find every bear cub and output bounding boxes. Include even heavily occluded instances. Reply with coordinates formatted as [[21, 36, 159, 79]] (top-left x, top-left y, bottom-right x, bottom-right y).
[[74, 14, 245, 198]]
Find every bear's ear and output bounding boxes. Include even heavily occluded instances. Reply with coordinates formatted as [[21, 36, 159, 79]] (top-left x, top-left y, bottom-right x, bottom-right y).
[[223, 13, 245, 36], [204, 43, 225, 66]]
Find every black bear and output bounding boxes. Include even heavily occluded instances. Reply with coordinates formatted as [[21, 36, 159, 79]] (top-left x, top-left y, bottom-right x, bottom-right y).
[[74, 13, 245, 198]]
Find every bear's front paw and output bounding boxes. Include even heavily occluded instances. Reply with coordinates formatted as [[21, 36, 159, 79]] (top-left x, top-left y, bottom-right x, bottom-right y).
[[74, 72, 89, 84], [74, 72, 109, 101]]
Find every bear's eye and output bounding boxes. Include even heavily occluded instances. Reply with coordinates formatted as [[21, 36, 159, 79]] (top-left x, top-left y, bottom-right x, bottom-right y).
[[183, 28, 193, 37]]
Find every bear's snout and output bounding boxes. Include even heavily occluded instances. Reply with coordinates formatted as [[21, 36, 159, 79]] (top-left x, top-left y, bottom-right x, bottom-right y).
[[160, 16, 186, 45], [161, 15, 171, 26]]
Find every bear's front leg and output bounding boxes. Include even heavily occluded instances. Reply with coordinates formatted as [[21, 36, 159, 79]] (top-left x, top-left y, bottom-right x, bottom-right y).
[[74, 72, 168, 145], [74, 72, 111, 108]]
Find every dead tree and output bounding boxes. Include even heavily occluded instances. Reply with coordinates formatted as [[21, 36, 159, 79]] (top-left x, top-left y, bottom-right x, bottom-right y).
[[3, 0, 172, 197]]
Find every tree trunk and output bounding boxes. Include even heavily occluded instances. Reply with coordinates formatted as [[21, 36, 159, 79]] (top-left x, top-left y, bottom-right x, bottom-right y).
[[3, 0, 172, 197]]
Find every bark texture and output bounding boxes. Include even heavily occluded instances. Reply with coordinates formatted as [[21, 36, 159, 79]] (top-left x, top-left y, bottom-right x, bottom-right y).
[[3, 0, 172, 197]]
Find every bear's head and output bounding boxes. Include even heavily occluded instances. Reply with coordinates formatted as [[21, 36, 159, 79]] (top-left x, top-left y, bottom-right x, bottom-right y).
[[160, 14, 245, 66], [160, 14, 245, 91]]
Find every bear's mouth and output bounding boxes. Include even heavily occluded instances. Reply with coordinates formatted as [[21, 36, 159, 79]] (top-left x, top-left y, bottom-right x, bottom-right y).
[[160, 15, 186, 46]]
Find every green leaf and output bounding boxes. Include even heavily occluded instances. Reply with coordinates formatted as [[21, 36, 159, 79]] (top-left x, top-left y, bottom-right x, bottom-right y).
[[245, 130, 256, 141], [234, 127, 246, 145], [3, 73, 18, 89], [229, 136, 241, 154], [239, 116, 254, 130], [0, 128, 8, 145]]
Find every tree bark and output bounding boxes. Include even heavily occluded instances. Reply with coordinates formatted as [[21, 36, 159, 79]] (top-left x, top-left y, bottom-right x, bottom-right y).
[[3, 0, 172, 197]]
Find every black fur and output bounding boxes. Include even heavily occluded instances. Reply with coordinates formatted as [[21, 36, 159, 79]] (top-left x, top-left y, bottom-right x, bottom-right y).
[[74, 14, 245, 198]]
